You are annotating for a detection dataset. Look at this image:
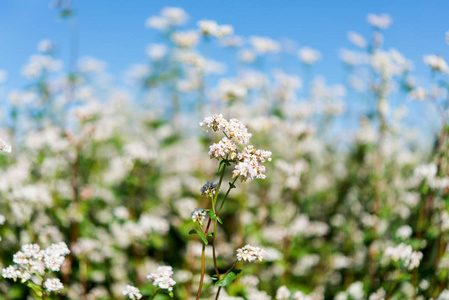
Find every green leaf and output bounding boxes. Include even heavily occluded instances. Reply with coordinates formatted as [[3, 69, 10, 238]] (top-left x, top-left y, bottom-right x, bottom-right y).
[[214, 269, 242, 287], [229, 182, 236, 189], [208, 210, 216, 220], [217, 216, 223, 224], [218, 160, 227, 173], [169, 291, 174, 298], [189, 229, 208, 245]]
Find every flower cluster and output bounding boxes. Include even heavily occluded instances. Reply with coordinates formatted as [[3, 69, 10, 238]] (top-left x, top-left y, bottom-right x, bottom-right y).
[[384, 243, 423, 270], [2, 242, 70, 285], [200, 114, 252, 144], [0, 138, 11, 153], [191, 208, 207, 225], [201, 114, 271, 182], [122, 285, 142, 299], [234, 145, 272, 181], [236, 244, 266, 263], [147, 266, 176, 291], [209, 137, 239, 160], [200, 180, 218, 195], [44, 278, 64, 293]]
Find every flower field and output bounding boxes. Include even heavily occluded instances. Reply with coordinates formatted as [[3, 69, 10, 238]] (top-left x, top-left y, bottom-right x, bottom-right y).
[[1, 3, 449, 300]]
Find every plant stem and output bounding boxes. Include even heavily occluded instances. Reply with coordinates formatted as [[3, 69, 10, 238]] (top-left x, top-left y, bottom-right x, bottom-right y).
[[196, 243, 206, 300]]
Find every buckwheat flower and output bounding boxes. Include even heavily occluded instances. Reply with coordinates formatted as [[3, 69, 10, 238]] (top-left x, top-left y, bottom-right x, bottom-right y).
[[2, 265, 21, 281], [216, 25, 234, 38], [145, 16, 169, 31], [396, 225, 413, 239], [44, 278, 64, 293], [233, 145, 272, 182], [424, 54, 449, 73], [217, 79, 247, 102], [147, 266, 176, 291], [200, 181, 218, 195], [197, 19, 219, 36], [122, 285, 142, 299], [220, 35, 244, 48], [368, 288, 385, 300], [161, 7, 188, 26], [409, 87, 427, 101], [367, 13, 392, 29], [0, 138, 12, 153], [275, 286, 291, 300], [236, 244, 266, 262], [347, 31, 366, 48], [191, 208, 207, 226], [298, 47, 321, 65], [250, 36, 281, 54], [209, 138, 239, 160], [42, 242, 70, 272], [384, 243, 423, 270], [200, 114, 228, 132], [171, 30, 199, 48]]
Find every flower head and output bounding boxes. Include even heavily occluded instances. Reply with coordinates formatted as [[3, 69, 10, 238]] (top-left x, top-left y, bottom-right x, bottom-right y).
[[122, 285, 142, 299], [236, 244, 266, 262], [147, 266, 176, 291], [44, 278, 64, 293], [191, 208, 207, 226]]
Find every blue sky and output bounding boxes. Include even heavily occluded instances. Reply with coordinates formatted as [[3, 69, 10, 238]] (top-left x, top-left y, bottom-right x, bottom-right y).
[[1, 0, 448, 91]]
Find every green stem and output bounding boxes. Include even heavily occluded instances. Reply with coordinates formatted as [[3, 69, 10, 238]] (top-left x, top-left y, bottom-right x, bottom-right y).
[[150, 289, 160, 300], [216, 177, 238, 216], [195, 244, 206, 300]]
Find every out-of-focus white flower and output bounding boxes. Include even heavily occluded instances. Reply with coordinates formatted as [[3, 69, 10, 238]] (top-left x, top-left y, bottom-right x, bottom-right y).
[[298, 47, 321, 65], [122, 285, 142, 299], [409, 87, 427, 101], [38, 39, 54, 53], [275, 286, 291, 300], [367, 13, 392, 29], [238, 49, 257, 63], [368, 288, 385, 300], [0, 138, 12, 153], [347, 31, 366, 48], [250, 36, 280, 54], [197, 19, 219, 36], [221, 35, 244, 48], [384, 243, 423, 270], [236, 244, 266, 262], [78, 56, 106, 73], [171, 30, 199, 48], [423, 54, 449, 73], [146, 43, 167, 61], [161, 7, 188, 26], [217, 79, 247, 102], [147, 266, 176, 291], [44, 278, 64, 293], [396, 225, 413, 239]]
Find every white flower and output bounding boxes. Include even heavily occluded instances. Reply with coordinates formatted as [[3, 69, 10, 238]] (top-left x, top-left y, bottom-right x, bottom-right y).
[[147, 266, 176, 291], [275, 286, 291, 300], [171, 30, 199, 48], [0, 138, 12, 154], [347, 31, 366, 48], [367, 13, 392, 29], [197, 19, 219, 36], [298, 47, 321, 65], [122, 285, 142, 299], [209, 138, 239, 160], [384, 243, 423, 270], [423, 54, 449, 73], [250, 36, 280, 54], [233, 145, 272, 182], [236, 244, 266, 262], [44, 278, 64, 293], [396, 225, 413, 239], [200, 114, 252, 144], [217, 79, 247, 102], [191, 208, 207, 226]]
